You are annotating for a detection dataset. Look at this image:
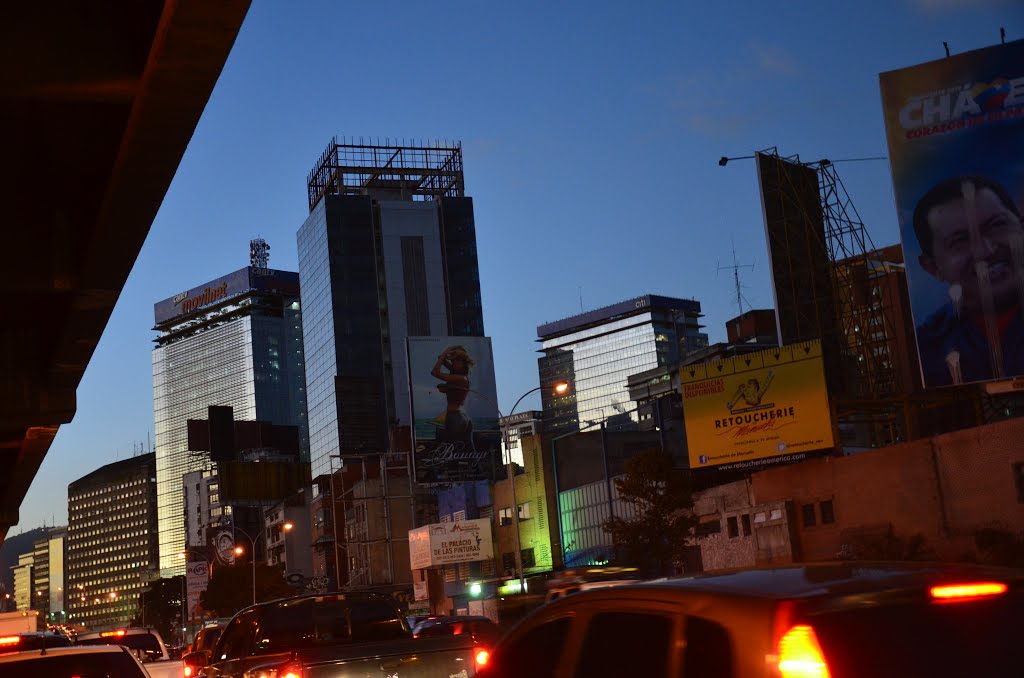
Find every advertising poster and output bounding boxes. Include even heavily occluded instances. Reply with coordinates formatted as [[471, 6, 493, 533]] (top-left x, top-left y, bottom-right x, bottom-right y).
[[185, 561, 209, 618], [681, 340, 834, 469], [205, 525, 237, 566], [407, 519, 494, 569], [880, 39, 1024, 388], [407, 336, 501, 485]]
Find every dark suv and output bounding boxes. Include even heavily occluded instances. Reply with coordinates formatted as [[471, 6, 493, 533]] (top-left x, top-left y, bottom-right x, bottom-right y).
[[479, 562, 1023, 678]]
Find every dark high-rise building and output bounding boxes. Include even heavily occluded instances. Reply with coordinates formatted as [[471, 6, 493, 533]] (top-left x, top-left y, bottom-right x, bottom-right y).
[[152, 266, 308, 574], [297, 139, 485, 481], [67, 454, 157, 632], [537, 295, 708, 435]]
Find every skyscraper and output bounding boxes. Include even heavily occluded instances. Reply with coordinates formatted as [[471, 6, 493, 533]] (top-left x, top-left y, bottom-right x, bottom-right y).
[[66, 453, 157, 631], [297, 139, 484, 481], [152, 265, 308, 574], [537, 295, 708, 435]]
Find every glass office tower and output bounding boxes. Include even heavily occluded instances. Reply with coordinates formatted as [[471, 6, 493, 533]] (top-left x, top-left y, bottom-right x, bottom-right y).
[[152, 267, 307, 574], [537, 295, 708, 435], [297, 140, 484, 482]]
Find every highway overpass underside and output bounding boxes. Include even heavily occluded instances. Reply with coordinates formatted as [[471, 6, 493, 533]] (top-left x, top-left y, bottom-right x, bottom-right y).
[[0, 0, 251, 542]]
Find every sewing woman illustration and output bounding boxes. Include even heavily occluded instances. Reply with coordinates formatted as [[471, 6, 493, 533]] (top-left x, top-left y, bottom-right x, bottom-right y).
[[726, 370, 775, 409], [430, 345, 477, 450]]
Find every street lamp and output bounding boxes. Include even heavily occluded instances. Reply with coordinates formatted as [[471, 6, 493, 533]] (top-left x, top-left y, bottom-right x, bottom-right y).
[[232, 522, 293, 606], [465, 381, 569, 595]]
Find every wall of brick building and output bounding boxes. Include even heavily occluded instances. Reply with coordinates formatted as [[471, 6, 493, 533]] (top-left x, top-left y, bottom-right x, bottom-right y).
[[749, 418, 1024, 562], [691, 481, 796, 571]]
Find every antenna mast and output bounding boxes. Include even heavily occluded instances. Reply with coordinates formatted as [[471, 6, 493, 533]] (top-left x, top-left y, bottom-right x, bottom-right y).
[[717, 241, 754, 315]]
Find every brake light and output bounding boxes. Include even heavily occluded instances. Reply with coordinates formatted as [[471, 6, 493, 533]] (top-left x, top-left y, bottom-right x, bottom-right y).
[[475, 649, 490, 667], [184, 667, 193, 678], [0, 637, 20, 646], [930, 581, 1007, 602], [100, 629, 127, 638], [777, 625, 831, 678]]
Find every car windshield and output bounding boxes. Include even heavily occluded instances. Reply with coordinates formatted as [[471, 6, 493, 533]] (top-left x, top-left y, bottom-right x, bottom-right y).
[[814, 593, 1023, 677], [0, 651, 145, 677]]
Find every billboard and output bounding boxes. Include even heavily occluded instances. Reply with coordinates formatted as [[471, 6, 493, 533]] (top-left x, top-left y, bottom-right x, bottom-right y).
[[681, 340, 834, 469], [407, 336, 501, 485], [880, 39, 1024, 388], [408, 519, 494, 569], [185, 561, 209, 618], [205, 525, 237, 566], [153, 267, 300, 325]]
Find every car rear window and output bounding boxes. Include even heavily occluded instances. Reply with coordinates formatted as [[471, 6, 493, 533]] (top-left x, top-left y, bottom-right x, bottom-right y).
[[814, 593, 1022, 678], [0, 651, 144, 677], [195, 627, 223, 652], [77, 633, 161, 660], [254, 597, 406, 654]]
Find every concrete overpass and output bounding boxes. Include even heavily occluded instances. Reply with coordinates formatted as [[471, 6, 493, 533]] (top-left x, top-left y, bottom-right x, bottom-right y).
[[0, 0, 251, 542]]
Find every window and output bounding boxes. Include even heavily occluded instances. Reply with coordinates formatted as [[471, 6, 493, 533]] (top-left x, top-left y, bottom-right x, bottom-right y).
[[491, 617, 570, 678], [753, 512, 767, 524], [217, 608, 259, 661], [575, 611, 673, 677], [696, 520, 721, 537], [741, 514, 752, 536], [498, 508, 513, 527], [518, 502, 531, 520], [820, 500, 836, 525], [684, 616, 733, 678], [521, 548, 536, 568], [802, 504, 816, 528], [501, 552, 515, 572], [727, 516, 739, 538]]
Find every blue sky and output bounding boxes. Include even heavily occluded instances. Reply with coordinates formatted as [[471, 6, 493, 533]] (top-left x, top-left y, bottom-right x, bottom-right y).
[[14, 0, 1020, 532]]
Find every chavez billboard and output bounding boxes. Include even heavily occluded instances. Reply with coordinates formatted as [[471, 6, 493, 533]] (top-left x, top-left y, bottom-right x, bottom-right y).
[[406, 336, 502, 485], [681, 340, 834, 470], [880, 39, 1024, 388]]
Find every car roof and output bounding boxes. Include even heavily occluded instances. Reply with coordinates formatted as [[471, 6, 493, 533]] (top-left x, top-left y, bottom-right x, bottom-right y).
[[0, 645, 129, 663], [76, 627, 158, 638], [629, 562, 1024, 600]]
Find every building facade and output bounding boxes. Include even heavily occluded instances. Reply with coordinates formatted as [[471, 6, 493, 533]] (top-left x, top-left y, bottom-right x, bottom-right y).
[[153, 266, 307, 574], [12, 553, 32, 611], [47, 528, 66, 625], [537, 295, 707, 435], [499, 411, 543, 467], [297, 140, 485, 482], [66, 453, 158, 631]]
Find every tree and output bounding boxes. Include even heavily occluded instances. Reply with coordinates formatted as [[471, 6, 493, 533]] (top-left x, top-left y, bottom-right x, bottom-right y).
[[602, 448, 697, 577], [199, 563, 295, 618], [132, 576, 184, 644]]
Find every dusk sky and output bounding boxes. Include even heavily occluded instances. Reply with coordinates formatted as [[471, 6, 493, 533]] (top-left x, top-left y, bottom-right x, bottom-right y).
[[14, 0, 1020, 532]]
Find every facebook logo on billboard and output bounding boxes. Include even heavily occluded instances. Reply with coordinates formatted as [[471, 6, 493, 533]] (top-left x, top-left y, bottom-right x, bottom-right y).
[[698, 455, 709, 464]]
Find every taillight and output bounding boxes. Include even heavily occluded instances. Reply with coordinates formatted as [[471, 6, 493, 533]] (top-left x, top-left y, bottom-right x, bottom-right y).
[[930, 581, 1007, 602], [184, 667, 193, 677], [776, 625, 831, 678], [0, 637, 20, 646], [475, 649, 490, 667]]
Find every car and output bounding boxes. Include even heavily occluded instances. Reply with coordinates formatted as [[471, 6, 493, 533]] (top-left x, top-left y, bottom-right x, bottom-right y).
[[75, 627, 183, 678], [183, 622, 226, 677], [413, 615, 501, 645], [0, 631, 72, 654], [478, 562, 1024, 678], [0, 644, 149, 677]]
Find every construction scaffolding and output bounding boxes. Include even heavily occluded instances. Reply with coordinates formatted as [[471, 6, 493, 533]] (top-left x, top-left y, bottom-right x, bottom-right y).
[[306, 137, 465, 211]]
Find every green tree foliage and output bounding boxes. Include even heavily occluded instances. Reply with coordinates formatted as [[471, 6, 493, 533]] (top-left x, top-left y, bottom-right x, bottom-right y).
[[602, 448, 697, 577], [132, 576, 184, 645], [199, 563, 295, 618]]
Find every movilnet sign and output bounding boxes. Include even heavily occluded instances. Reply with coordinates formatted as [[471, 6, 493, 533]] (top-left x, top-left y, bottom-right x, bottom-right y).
[[681, 340, 834, 469], [154, 267, 301, 325], [408, 519, 493, 570], [880, 39, 1024, 389]]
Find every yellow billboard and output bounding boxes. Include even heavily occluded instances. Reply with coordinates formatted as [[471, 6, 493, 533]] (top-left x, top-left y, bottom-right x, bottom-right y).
[[681, 340, 834, 469]]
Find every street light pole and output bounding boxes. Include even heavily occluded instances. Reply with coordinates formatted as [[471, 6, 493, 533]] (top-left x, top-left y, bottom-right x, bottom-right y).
[[232, 522, 293, 607], [467, 382, 568, 595]]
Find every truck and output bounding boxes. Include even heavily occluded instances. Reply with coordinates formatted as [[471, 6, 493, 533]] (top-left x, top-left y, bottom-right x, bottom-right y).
[[0, 610, 39, 635], [75, 627, 184, 678], [188, 592, 489, 678]]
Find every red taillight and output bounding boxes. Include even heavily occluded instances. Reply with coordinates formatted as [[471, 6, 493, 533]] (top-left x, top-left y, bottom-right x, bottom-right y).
[[0, 637, 20, 646], [183, 667, 193, 677], [475, 649, 490, 667], [930, 581, 1008, 602], [777, 625, 831, 678]]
